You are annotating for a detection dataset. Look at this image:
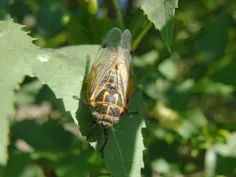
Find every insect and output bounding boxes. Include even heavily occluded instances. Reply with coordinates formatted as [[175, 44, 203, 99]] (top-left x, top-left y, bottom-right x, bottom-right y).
[[87, 27, 133, 158]]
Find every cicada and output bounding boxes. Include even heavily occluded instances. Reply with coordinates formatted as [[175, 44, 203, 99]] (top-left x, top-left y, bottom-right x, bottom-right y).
[[87, 27, 133, 157]]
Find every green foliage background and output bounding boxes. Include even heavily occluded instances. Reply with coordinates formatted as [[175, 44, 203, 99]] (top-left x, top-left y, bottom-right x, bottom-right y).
[[0, 0, 236, 177]]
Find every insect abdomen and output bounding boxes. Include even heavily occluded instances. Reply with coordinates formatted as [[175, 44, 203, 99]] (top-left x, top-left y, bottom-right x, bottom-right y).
[[95, 86, 123, 107], [94, 85, 124, 113]]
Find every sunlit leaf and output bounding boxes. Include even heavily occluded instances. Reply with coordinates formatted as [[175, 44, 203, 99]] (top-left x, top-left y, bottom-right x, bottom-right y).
[[0, 20, 37, 166], [32, 45, 99, 124], [138, 0, 178, 51]]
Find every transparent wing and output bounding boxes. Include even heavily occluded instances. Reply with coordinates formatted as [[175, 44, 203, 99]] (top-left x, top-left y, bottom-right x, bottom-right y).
[[121, 29, 132, 74], [88, 28, 122, 98], [121, 29, 132, 51], [118, 29, 133, 103]]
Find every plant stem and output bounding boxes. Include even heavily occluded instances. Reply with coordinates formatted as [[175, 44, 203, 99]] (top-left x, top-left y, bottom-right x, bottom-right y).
[[132, 21, 153, 51], [112, 0, 125, 30]]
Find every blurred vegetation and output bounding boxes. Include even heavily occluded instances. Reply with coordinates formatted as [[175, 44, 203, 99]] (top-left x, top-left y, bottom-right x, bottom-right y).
[[0, 0, 236, 177]]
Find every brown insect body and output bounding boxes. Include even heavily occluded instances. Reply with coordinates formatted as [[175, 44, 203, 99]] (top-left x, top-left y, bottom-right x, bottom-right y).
[[88, 49, 130, 127], [87, 28, 133, 157]]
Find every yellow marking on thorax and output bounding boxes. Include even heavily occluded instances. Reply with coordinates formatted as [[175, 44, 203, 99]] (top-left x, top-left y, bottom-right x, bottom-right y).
[[103, 91, 110, 102], [113, 94, 119, 105]]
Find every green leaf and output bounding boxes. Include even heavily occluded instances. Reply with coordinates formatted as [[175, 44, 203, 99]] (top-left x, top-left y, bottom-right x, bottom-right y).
[[32, 46, 146, 177], [199, 9, 228, 62], [32, 45, 99, 124], [0, 120, 8, 167], [0, 20, 37, 166], [138, 0, 178, 51]]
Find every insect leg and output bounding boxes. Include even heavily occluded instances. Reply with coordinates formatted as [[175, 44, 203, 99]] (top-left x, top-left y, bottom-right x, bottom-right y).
[[72, 95, 87, 105], [100, 128, 108, 159], [72, 95, 80, 100], [122, 107, 139, 115], [86, 121, 98, 140]]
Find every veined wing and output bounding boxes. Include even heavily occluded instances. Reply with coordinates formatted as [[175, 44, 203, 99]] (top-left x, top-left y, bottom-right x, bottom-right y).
[[117, 29, 133, 102], [88, 28, 123, 98], [121, 29, 132, 75]]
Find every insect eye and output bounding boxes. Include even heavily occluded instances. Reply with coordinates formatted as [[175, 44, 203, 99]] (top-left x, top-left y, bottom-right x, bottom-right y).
[[130, 50, 133, 56], [102, 44, 107, 48]]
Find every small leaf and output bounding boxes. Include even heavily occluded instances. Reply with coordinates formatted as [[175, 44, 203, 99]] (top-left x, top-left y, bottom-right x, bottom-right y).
[[0, 20, 37, 166], [138, 0, 178, 51]]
